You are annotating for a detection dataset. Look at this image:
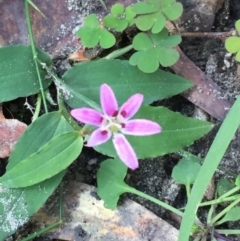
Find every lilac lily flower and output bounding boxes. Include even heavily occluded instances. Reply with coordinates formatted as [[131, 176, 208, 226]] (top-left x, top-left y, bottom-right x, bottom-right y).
[[71, 84, 161, 170]]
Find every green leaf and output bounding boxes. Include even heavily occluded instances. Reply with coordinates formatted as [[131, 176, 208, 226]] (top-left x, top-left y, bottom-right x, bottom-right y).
[[94, 106, 213, 159], [62, 59, 193, 108], [97, 159, 132, 209], [132, 0, 183, 33], [131, 30, 181, 73], [172, 158, 201, 186], [84, 13, 99, 28], [76, 14, 116, 49], [132, 33, 153, 50], [225, 36, 240, 53], [8, 111, 73, 170], [0, 132, 83, 188], [162, 2, 183, 20], [103, 4, 135, 32], [0, 45, 52, 102], [216, 207, 240, 224], [236, 50, 240, 62], [0, 171, 65, 240], [0, 111, 73, 239], [235, 19, 240, 32], [111, 3, 124, 15], [217, 178, 235, 197], [235, 175, 240, 187], [157, 47, 180, 67], [99, 29, 116, 48], [132, 2, 158, 14]]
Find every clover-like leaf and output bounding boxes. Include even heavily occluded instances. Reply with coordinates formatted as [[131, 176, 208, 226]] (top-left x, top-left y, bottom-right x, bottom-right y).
[[132, 0, 183, 33], [172, 158, 201, 186], [130, 29, 181, 73], [215, 207, 240, 225], [235, 19, 240, 33], [225, 36, 240, 61], [217, 178, 235, 197], [76, 14, 116, 48], [103, 4, 136, 32]]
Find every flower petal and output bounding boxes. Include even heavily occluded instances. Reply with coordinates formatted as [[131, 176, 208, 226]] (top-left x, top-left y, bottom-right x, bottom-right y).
[[86, 128, 111, 147], [71, 108, 103, 126], [100, 84, 118, 117], [118, 94, 143, 120], [121, 119, 161, 136], [113, 134, 138, 170]]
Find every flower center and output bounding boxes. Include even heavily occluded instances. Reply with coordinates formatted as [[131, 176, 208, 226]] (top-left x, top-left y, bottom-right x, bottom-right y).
[[104, 116, 122, 133]]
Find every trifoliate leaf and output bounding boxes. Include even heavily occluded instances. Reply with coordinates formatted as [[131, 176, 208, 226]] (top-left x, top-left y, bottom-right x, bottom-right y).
[[132, 0, 183, 33], [130, 29, 181, 73], [103, 4, 136, 32], [77, 14, 116, 48]]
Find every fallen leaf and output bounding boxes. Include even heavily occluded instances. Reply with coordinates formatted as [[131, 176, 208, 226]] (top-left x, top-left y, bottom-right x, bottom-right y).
[[0, 106, 27, 158]]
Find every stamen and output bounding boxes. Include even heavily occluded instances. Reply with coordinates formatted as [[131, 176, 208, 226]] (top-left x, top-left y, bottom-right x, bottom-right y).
[[121, 123, 126, 128], [112, 110, 118, 117], [101, 130, 108, 135], [120, 110, 127, 118]]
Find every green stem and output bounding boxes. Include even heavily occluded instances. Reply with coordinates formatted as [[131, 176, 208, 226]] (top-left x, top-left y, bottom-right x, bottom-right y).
[[20, 184, 64, 241], [57, 88, 82, 131], [215, 229, 240, 235], [32, 93, 42, 122], [200, 194, 240, 207], [211, 197, 240, 225], [186, 184, 191, 199], [128, 187, 184, 217], [39, 61, 101, 112], [24, 0, 48, 113], [178, 96, 240, 241], [19, 220, 62, 241], [104, 45, 133, 60], [207, 203, 215, 224]]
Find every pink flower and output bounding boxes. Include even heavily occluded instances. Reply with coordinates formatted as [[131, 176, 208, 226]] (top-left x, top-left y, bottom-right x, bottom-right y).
[[71, 84, 161, 170]]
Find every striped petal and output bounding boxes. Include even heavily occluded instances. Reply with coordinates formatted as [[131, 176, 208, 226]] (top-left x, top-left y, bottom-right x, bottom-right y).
[[86, 128, 111, 147], [118, 94, 143, 120], [113, 134, 138, 170], [71, 108, 103, 126], [100, 84, 118, 117], [121, 119, 161, 136]]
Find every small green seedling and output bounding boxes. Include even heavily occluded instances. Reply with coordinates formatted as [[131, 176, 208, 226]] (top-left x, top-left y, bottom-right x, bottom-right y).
[[76, 14, 116, 48], [103, 4, 136, 32], [132, 0, 183, 33], [225, 19, 240, 61], [130, 28, 181, 73]]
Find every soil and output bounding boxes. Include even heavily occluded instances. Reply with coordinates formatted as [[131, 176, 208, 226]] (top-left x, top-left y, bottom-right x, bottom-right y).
[[1, 0, 240, 240]]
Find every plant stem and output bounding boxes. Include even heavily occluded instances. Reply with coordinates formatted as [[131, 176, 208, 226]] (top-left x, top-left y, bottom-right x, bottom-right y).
[[215, 229, 240, 235], [211, 197, 240, 225], [32, 93, 42, 122], [178, 96, 240, 241], [200, 194, 240, 207], [40, 61, 101, 112], [57, 88, 82, 131], [128, 187, 184, 217], [24, 0, 48, 113], [104, 45, 133, 60], [180, 31, 233, 41]]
